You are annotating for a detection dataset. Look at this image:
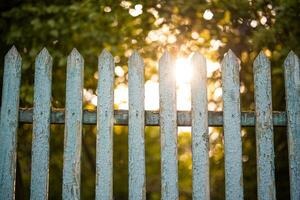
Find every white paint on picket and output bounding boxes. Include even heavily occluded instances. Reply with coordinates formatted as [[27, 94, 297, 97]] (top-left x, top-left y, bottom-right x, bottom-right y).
[[128, 51, 146, 200], [30, 48, 53, 200], [0, 46, 22, 200], [2, 46, 300, 200], [95, 49, 114, 200], [284, 51, 300, 200], [253, 51, 276, 200], [191, 52, 210, 200], [221, 49, 243, 200], [159, 51, 178, 200], [62, 48, 84, 200]]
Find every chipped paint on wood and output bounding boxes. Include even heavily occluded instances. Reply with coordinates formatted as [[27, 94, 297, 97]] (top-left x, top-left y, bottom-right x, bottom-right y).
[[284, 51, 300, 200], [95, 49, 114, 200], [30, 48, 53, 200], [159, 51, 178, 200], [191, 52, 210, 200], [253, 51, 276, 200], [18, 108, 287, 127], [62, 48, 84, 200], [128, 51, 146, 200], [0, 46, 22, 200], [221, 50, 243, 200]]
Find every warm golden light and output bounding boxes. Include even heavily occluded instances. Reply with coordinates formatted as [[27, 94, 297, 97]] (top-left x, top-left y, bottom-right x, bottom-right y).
[[175, 57, 192, 85], [83, 56, 223, 134]]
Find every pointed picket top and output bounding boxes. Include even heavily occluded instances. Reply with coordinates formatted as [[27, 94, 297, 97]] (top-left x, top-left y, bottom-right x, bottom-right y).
[[191, 51, 206, 85], [159, 50, 174, 66], [37, 47, 51, 59], [99, 49, 114, 65], [129, 50, 144, 72], [99, 49, 113, 60], [284, 51, 299, 87], [98, 49, 114, 72], [221, 49, 240, 85], [35, 48, 52, 70], [284, 50, 299, 69], [191, 51, 206, 70], [222, 49, 238, 63], [68, 48, 83, 61], [191, 51, 206, 63], [5, 46, 21, 64], [222, 49, 239, 74], [254, 51, 270, 71]]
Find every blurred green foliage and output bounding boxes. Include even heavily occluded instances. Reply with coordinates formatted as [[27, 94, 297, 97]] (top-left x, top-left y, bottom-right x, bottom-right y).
[[1, 0, 299, 199]]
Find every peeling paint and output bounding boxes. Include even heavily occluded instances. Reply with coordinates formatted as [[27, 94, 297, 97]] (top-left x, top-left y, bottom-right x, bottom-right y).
[[253, 51, 276, 200], [159, 51, 178, 200], [191, 52, 210, 200], [96, 49, 114, 200], [221, 49, 244, 200], [62, 48, 84, 200], [0, 46, 22, 200], [284, 51, 300, 200], [30, 48, 53, 200], [128, 51, 146, 200]]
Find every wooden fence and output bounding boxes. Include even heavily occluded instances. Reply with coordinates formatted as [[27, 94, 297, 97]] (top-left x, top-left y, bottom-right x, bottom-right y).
[[0, 46, 299, 200]]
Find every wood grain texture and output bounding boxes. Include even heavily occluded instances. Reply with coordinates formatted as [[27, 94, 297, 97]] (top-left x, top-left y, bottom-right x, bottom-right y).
[[284, 51, 300, 200], [191, 52, 210, 200], [159, 51, 178, 200], [221, 50, 243, 200], [128, 51, 146, 200], [62, 48, 84, 200], [30, 48, 53, 200], [95, 49, 114, 200], [0, 46, 22, 200], [18, 108, 287, 126], [253, 51, 276, 200]]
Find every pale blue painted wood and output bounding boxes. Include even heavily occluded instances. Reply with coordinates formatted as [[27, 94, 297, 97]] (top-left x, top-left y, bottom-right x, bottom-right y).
[[0, 46, 22, 200], [30, 48, 53, 200], [191, 52, 210, 200], [221, 49, 243, 200], [159, 51, 178, 200], [253, 51, 276, 200], [62, 48, 84, 200], [96, 49, 114, 200], [284, 51, 300, 200], [128, 51, 146, 200]]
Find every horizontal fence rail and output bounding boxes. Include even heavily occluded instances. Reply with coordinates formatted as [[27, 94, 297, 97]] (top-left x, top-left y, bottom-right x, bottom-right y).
[[0, 46, 299, 200], [17, 108, 287, 126]]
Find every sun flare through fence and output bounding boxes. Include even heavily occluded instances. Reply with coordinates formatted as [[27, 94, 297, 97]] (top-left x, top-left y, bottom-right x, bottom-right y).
[[0, 46, 299, 200]]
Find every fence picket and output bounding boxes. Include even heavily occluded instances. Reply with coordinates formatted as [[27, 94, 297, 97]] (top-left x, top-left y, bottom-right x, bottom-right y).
[[1, 46, 299, 200], [128, 51, 146, 200], [191, 52, 210, 200], [0, 46, 22, 200], [159, 51, 178, 200], [221, 49, 243, 200], [30, 48, 53, 200], [96, 49, 114, 200], [62, 48, 84, 200], [253, 51, 276, 200], [284, 51, 300, 200]]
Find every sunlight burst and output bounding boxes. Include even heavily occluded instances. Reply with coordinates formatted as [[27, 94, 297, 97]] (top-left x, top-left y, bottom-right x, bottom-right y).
[[175, 57, 192, 85], [84, 55, 222, 135]]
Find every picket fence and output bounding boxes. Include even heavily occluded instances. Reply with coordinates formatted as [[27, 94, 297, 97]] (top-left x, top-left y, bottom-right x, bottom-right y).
[[0, 46, 299, 200]]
